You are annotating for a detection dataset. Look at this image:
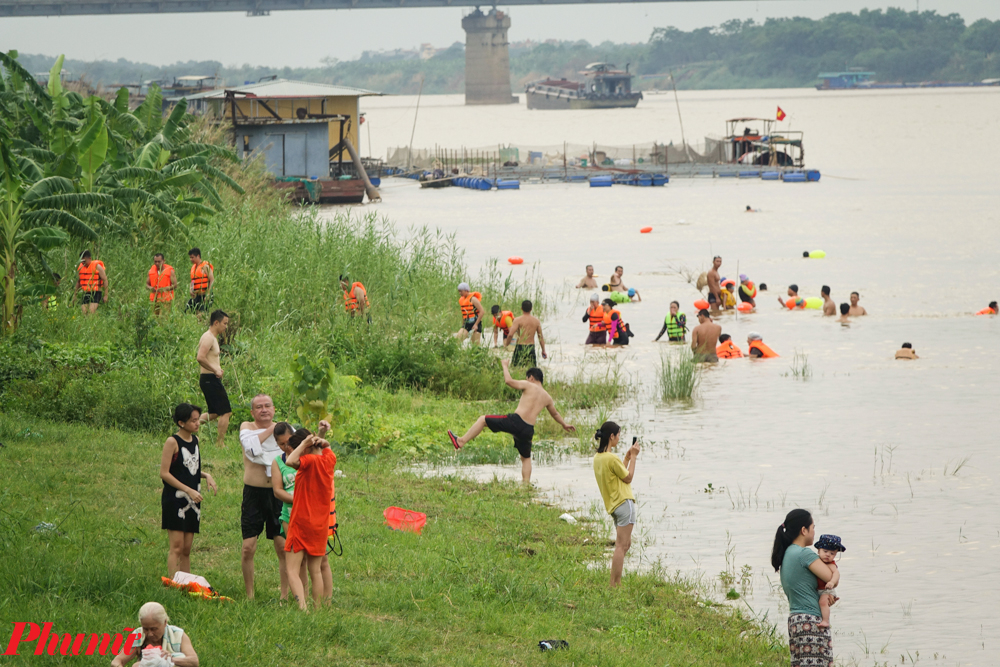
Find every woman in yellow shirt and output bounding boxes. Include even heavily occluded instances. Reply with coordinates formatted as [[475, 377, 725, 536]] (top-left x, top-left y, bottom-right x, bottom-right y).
[[592, 421, 640, 587]]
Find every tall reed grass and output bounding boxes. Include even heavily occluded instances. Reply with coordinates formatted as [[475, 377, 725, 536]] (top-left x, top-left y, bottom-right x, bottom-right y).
[[657, 349, 700, 401]]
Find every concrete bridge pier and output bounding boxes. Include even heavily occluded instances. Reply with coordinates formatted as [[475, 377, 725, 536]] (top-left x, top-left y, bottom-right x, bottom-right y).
[[462, 7, 517, 105]]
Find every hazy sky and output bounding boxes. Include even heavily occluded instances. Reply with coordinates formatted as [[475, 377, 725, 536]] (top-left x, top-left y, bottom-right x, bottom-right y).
[[2, 0, 997, 68]]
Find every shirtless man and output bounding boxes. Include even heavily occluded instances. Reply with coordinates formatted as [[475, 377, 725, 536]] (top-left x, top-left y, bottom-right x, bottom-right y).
[[196, 310, 231, 448], [504, 300, 547, 366], [690, 309, 721, 362], [448, 360, 575, 482], [821, 285, 836, 316], [837, 303, 851, 323], [238, 394, 289, 600], [849, 292, 868, 316], [707, 256, 722, 313], [576, 265, 598, 289]]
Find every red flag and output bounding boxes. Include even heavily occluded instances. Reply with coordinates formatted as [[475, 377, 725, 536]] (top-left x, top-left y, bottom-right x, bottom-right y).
[[776, 106, 787, 121]]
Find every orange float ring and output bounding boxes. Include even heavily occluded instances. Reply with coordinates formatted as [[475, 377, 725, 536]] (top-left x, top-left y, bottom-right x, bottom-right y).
[[640, 226, 653, 233], [508, 256, 523, 265], [693, 299, 709, 311]]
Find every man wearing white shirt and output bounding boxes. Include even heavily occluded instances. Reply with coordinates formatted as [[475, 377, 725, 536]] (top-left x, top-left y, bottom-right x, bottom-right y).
[[238, 394, 287, 600]]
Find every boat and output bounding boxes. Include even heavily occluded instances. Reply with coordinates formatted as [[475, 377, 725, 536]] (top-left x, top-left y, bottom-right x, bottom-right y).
[[419, 169, 453, 188], [719, 118, 804, 168], [525, 63, 642, 110], [817, 70, 1000, 90]]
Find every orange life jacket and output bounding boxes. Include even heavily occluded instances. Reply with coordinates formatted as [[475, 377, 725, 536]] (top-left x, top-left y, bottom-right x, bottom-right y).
[[492, 310, 514, 331], [740, 281, 757, 299], [148, 264, 175, 302], [343, 281, 369, 312], [588, 305, 606, 332], [975, 307, 997, 316], [716, 340, 744, 358], [459, 292, 482, 320], [77, 260, 105, 292], [603, 309, 623, 339], [748, 340, 779, 358], [190, 261, 213, 293]]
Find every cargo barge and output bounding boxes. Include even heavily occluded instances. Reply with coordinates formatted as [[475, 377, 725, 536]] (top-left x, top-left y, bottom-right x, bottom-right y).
[[525, 63, 642, 110]]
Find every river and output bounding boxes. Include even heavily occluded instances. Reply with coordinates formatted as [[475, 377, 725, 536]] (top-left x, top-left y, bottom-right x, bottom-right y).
[[333, 88, 1000, 666]]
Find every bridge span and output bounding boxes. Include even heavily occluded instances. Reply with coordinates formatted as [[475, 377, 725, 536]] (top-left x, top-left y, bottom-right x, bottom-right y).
[[1, 0, 763, 106]]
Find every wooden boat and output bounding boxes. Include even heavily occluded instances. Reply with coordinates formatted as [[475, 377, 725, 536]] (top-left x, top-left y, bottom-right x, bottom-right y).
[[526, 63, 642, 110]]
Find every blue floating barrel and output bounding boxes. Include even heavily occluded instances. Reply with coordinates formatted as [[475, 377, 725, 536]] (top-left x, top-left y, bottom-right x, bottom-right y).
[[497, 179, 520, 190], [369, 177, 381, 187], [590, 175, 613, 188], [806, 170, 821, 182], [761, 171, 780, 181], [783, 172, 807, 182], [718, 171, 737, 178], [637, 174, 653, 187], [477, 178, 492, 190], [569, 174, 588, 182], [738, 170, 760, 178], [652, 174, 668, 186]]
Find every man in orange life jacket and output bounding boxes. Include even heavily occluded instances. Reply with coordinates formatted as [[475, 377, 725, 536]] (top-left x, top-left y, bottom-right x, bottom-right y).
[[187, 248, 215, 317], [73, 250, 109, 315], [747, 332, 779, 358], [146, 253, 177, 316], [976, 301, 998, 316], [716, 333, 744, 358], [340, 275, 369, 319], [491, 305, 514, 347], [582, 293, 607, 345], [454, 282, 485, 344]]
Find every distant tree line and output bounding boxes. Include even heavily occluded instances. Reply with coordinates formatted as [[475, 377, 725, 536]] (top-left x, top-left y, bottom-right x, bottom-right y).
[[14, 9, 1000, 95]]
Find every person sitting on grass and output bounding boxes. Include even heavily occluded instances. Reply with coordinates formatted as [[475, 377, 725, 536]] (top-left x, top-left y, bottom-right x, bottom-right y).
[[159, 403, 217, 579], [449, 359, 575, 483], [284, 433, 336, 611], [592, 421, 640, 588], [111, 602, 199, 666]]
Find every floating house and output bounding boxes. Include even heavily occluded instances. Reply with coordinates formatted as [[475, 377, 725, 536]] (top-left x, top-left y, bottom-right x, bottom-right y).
[[185, 79, 382, 203]]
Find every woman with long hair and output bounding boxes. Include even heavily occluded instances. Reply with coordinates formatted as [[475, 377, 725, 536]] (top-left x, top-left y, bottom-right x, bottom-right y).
[[771, 509, 838, 666], [592, 421, 640, 587]]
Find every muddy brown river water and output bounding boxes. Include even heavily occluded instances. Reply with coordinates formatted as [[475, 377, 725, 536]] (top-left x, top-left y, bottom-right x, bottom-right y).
[[329, 88, 1000, 666]]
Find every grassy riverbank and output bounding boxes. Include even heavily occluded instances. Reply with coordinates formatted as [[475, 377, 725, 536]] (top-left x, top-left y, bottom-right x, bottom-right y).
[[0, 416, 786, 666]]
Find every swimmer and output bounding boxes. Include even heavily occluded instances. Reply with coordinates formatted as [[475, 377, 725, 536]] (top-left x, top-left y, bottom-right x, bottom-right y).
[[690, 310, 721, 363], [976, 301, 997, 316], [820, 285, 836, 316], [746, 332, 779, 358], [583, 293, 607, 345], [654, 301, 686, 342], [895, 342, 919, 360], [607, 266, 638, 299], [707, 256, 722, 313], [779, 284, 802, 309], [837, 303, 851, 323], [504, 300, 547, 366], [716, 333, 744, 358], [745, 205, 758, 212], [721, 281, 737, 310], [848, 292, 867, 316], [738, 274, 757, 307], [759, 283, 768, 292], [576, 265, 598, 290]]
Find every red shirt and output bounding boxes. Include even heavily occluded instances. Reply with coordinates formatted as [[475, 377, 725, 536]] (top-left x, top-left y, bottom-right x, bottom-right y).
[[285, 448, 336, 557]]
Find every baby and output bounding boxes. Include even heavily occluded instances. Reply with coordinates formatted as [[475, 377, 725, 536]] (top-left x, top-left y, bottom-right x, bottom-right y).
[[815, 534, 846, 628]]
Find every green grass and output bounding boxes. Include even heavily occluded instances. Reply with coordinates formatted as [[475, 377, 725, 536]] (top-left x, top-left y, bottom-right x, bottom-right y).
[[0, 415, 786, 666], [657, 349, 700, 401]]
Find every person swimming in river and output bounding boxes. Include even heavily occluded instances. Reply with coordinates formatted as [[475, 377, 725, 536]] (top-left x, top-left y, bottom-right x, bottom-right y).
[[837, 303, 851, 323], [814, 535, 845, 628], [602, 298, 633, 346], [504, 300, 547, 366], [654, 301, 686, 342], [448, 360, 575, 483], [576, 265, 598, 289], [976, 301, 997, 316], [690, 310, 721, 362], [779, 284, 805, 309], [605, 266, 641, 300]]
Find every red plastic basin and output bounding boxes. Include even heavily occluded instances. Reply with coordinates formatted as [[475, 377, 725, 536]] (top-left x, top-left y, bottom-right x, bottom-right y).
[[383, 506, 427, 535]]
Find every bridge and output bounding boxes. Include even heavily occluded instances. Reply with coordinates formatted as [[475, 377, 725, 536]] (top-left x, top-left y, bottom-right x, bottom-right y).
[[1, 0, 762, 105]]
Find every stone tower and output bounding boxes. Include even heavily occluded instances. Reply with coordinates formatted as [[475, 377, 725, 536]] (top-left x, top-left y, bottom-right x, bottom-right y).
[[462, 8, 517, 105]]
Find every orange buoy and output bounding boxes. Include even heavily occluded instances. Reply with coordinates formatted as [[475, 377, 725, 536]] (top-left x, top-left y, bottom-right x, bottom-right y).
[[640, 226, 653, 233], [508, 256, 523, 265], [737, 302, 753, 312], [694, 299, 709, 311]]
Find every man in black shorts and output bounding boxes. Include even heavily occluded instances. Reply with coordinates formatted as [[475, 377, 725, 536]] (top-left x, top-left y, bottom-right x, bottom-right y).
[[238, 394, 289, 600], [448, 360, 575, 483], [196, 310, 231, 448]]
